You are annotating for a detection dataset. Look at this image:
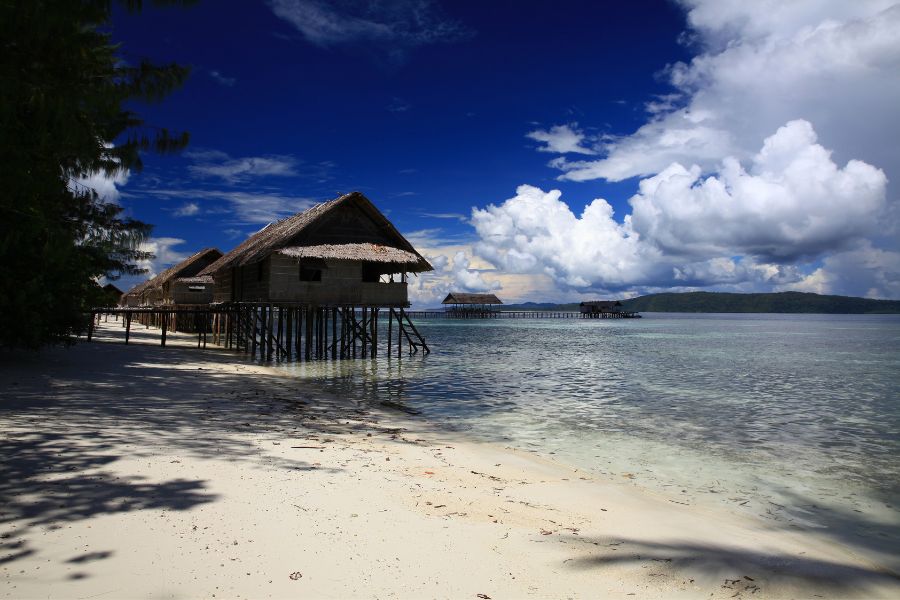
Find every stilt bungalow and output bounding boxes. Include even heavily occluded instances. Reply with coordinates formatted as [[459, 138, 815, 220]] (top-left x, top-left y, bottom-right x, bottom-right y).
[[120, 247, 223, 307], [579, 300, 640, 318], [192, 192, 433, 360], [101, 283, 124, 307], [441, 292, 503, 318]]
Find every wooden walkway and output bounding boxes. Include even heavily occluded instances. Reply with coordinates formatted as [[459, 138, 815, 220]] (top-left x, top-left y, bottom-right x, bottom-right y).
[[405, 310, 640, 319]]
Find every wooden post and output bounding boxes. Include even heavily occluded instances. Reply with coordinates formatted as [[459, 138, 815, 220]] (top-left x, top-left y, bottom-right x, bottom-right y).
[[371, 308, 377, 358], [295, 307, 302, 360], [397, 309, 402, 358], [87, 311, 95, 342], [361, 307, 367, 359], [286, 308, 293, 360], [305, 307, 313, 360], [387, 308, 393, 358], [332, 308, 337, 360], [125, 311, 131, 344], [161, 311, 167, 347], [266, 304, 274, 361], [251, 306, 259, 358]]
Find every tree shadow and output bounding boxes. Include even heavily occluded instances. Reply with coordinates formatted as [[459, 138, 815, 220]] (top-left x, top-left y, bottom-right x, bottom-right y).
[[560, 535, 900, 596]]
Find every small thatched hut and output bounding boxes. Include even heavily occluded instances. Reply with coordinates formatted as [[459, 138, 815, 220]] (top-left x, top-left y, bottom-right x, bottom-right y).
[[579, 300, 623, 315], [121, 247, 223, 306], [199, 192, 432, 306], [441, 292, 503, 317]]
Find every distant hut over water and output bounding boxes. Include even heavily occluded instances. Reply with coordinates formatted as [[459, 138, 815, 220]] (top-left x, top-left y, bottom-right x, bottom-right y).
[[121, 247, 223, 307], [579, 300, 639, 318], [198, 192, 432, 307], [442, 292, 503, 318]]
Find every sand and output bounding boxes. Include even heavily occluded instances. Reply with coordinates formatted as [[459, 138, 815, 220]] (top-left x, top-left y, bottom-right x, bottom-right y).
[[1, 320, 898, 599]]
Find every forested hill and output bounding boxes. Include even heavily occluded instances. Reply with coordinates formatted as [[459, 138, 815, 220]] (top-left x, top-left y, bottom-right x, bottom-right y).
[[500, 292, 900, 314], [619, 292, 900, 313]]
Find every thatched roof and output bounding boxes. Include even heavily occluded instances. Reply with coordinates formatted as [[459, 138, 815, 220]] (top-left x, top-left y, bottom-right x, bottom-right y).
[[200, 192, 432, 276], [278, 243, 423, 266], [442, 292, 503, 305], [123, 248, 222, 298]]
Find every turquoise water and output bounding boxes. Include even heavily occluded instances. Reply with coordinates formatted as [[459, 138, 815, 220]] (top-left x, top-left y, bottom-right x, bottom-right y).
[[280, 313, 900, 561]]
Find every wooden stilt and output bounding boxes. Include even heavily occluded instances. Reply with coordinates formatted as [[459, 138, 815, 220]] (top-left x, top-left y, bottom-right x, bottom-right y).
[[161, 311, 167, 347]]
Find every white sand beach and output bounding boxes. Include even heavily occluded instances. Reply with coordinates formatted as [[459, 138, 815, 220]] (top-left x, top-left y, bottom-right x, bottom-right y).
[[1, 321, 898, 599]]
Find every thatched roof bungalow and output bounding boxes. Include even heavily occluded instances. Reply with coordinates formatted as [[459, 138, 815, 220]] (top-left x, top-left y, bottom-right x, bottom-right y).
[[121, 247, 223, 306], [441, 292, 503, 308], [579, 300, 623, 314], [199, 192, 432, 306]]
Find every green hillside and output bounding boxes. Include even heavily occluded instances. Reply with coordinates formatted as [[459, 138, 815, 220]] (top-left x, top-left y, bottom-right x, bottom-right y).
[[500, 292, 900, 314], [620, 292, 900, 314]]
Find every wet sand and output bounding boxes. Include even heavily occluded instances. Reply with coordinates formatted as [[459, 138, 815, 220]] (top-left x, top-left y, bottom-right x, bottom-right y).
[[1, 321, 898, 599]]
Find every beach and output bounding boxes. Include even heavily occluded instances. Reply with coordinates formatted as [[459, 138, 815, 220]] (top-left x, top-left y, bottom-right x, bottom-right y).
[[1, 321, 898, 599]]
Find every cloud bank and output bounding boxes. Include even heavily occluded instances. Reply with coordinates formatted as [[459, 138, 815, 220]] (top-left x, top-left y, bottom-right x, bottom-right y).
[[495, 1, 900, 299], [473, 121, 891, 297]]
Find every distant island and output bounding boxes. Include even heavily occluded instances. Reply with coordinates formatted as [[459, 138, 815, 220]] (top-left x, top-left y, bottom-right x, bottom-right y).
[[500, 291, 900, 314]]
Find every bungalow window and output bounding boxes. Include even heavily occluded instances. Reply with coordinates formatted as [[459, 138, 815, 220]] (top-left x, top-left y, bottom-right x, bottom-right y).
[[299, 259, 323, 282], [361, 263, 382, 283]]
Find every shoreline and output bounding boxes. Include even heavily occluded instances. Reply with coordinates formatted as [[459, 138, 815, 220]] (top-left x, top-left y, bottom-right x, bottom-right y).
[[1, 322, 898, 598]]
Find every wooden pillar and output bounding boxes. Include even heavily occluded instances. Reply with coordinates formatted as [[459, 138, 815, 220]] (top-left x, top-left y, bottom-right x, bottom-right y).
[[371, 308, 378, 358], [161, 311, 167, 347], [125, 311, 131, 344], [87, 311, 95, 342], [361, 307, 367, 359], [286, 308, 293, 360], [387, 308, 393, 358], [305, 307, 313, 360], [266, 304, 274, 361], [251, 306, 259, 358], [332, 308, 337, 360]]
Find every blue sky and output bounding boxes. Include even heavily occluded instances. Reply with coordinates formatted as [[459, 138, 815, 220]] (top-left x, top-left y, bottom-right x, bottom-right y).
[[103, 1, 900, 305]]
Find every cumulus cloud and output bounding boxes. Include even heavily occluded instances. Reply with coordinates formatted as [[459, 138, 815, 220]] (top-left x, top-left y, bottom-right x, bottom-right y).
[[472, 121, 887, 294], [526, 124, 595, 155], [628, 120, 887, 262], [547, 1, 900, 182]]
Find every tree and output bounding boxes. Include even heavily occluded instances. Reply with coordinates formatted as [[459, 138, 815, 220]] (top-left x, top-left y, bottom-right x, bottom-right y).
[[0, 0, 192, 348]]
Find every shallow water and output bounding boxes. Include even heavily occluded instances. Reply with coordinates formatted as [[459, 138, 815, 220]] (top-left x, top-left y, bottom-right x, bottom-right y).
[[279, 313, 900, 561]]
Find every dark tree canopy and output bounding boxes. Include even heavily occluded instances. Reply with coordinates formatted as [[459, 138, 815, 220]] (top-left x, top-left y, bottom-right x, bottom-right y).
[[0, 0, 192, 348]]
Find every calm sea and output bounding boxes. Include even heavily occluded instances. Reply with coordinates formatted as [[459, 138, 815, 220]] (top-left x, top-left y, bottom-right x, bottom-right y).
[[280, 313, 900, 562]]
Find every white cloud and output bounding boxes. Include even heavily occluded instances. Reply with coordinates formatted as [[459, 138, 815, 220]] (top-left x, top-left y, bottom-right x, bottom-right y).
[[185, 150, 299, 182], [526, 124, 595, 155], [135, 237, 189, 280], [134, 188, 317, 224], [628, 120, 887, 262], [546, 2, 900, 183], [268, 0, 470, 49], [73, 170, 129, 204], [173, 202, 200, 217]]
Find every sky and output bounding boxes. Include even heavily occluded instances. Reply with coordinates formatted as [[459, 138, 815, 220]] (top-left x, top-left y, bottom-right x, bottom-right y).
[[99, 0, 900, 306]]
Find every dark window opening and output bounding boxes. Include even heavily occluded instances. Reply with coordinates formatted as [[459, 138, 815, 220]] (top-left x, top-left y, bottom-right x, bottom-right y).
[[362, 263, 383, 283], [299, 261, 322, 282]]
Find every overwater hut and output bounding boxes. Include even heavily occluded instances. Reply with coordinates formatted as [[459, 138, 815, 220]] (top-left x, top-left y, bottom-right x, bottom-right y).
[[198, 192, 432, 306], [441, 292, 503, 318], [120, 247, 223, 307], [579, 300, 639, 319]]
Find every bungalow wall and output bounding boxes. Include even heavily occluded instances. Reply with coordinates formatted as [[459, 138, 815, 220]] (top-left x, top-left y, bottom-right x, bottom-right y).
[[170, 281, 215, 305], [212, 254, 408, 306]]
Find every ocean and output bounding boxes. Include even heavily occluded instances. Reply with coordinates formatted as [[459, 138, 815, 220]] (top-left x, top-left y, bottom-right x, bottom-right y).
[[280, 312, 900, 563]]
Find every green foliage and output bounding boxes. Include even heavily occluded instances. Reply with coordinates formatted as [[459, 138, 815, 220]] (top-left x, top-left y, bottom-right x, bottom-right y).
[[0, 0, 191, 349]]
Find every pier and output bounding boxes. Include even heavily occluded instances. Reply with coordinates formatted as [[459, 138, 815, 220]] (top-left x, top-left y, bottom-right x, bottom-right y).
[[405, 310, 640, 319]]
